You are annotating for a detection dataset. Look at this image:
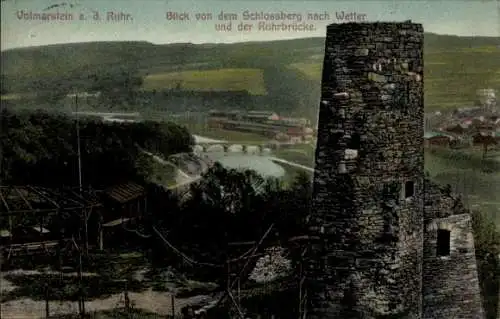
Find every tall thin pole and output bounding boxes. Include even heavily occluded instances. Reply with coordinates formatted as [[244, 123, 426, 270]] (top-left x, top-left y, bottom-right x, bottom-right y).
[[75, 94, 89, 254], [75, 94, 82, 193], [79, 237, 85, 318], [73, 235, 85, 318], [74, 94, 86, 317]]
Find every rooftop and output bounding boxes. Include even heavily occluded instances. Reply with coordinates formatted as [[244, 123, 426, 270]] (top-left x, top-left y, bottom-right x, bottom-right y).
[[104, 182, 146, 204], [0, 186, 100, 214], [424, 131, 453, 139]]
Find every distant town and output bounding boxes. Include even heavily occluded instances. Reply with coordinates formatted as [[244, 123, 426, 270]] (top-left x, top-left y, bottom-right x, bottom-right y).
[[206, 110, 315, 143], [424, 88, 499, 155]]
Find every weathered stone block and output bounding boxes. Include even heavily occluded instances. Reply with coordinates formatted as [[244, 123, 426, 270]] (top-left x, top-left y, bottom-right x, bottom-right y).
[[308, 21, 425, 319], [307, 21, 483, 319]]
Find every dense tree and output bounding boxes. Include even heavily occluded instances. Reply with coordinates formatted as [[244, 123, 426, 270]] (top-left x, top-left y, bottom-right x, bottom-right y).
[[0, 108, 193, 188], [89, 68, 143, 108], [261, 63, 319, 116], [174, 163, 270, 248], [0, 75, 7, 94], [151, 166, 499, 318], [149, 164, 310, 272]]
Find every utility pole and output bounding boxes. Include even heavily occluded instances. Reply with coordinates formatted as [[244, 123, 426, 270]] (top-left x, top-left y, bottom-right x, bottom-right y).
[[75, 93, 82, 194], [72, 91, 86, 319], [79, 243, 85, 318], [75, 93, 89, 255], [73, 235, 85, 318]]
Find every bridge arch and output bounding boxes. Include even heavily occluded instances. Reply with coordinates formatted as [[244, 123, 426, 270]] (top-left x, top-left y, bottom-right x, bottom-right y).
[[192, 144, 204, 154], [243, 145, 262, 154], [227, 144, 244, 153], [194, 142, 272, 155], [205, 144, 225, 153], [261, 147, 272, 155]]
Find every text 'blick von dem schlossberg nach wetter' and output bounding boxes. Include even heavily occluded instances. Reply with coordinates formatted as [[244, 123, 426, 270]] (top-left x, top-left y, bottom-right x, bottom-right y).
[[165, 10, 368, 32]]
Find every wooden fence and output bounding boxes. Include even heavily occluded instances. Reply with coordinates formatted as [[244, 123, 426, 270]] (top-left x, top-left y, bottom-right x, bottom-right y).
[[47, 308, 185, 318]]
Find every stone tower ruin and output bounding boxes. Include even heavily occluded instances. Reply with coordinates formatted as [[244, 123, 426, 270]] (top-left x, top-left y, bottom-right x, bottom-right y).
[[308, 21, 425, 318], [307, 21, 485, 319]]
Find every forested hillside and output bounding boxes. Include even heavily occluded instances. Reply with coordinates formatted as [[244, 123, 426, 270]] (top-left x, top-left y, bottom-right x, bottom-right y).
[[1, 33, 499, 113], [0, 108, 194, 188]]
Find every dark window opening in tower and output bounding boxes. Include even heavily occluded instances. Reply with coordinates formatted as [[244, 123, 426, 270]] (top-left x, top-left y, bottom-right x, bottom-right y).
[[404, 180, 415, 198], [406, 81, 411, 104], [328, 132, 344, 147], [347, 133, 361, 149], [436, 229, 451, 256]]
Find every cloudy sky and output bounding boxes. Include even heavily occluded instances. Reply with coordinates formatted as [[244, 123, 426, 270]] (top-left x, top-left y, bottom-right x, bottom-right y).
[[1, 0, 499, 50]]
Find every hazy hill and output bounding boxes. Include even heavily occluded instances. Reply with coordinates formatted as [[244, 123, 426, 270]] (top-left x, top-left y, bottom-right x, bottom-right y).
[[2, 33, 499, 112]]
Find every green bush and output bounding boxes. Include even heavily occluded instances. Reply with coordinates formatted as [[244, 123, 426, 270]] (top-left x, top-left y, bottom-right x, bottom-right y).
[[471, 210, 500, 319]]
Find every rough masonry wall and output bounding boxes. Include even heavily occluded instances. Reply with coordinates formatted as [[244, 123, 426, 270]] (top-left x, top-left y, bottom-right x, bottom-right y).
[[307, 22, 424, 318], [498, 271, 500, 317], [422, 214, 484, 318], [423, 181, 485, 319]]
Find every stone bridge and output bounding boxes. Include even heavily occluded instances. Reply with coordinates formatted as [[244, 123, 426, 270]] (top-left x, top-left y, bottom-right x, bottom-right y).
[[193, 143, 277, 155]]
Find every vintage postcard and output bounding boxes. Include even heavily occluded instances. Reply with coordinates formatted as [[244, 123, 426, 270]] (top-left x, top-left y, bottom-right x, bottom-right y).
[[1, 0, 499, 318]]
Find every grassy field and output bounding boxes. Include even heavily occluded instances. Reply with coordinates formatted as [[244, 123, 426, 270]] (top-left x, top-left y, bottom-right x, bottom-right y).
[[148, 160, 178, 188], [460, 45, 499, 53], [274, 145, 499, 228], [289, 63, 323, 80], [0, 93, 36, 100], [275, 145, 315, 168], [142, 68, 267, 95], [290, 49, 500, 111], [2, 34, 499, 113], [425, 150, 500, 227]]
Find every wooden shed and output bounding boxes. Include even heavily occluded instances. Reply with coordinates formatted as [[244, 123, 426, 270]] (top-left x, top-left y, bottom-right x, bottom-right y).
[[472, 133, 498, 147], [98, 182, 148, 250], [424, 132, 452, 148], [102, 182, 147, 221]]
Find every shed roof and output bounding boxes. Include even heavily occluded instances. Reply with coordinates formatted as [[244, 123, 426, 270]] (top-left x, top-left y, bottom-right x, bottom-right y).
[[424, 131, 452, 139], [0, 186, 100, 215], [104, 182, 146, 204], [32, 226, 50, 234], [103, 217, 133, 227], [0, 229, 11, 237]]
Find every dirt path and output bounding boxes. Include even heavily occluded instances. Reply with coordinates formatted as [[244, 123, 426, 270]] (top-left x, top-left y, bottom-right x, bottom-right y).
[[1, 289, 212, 318], [1, 269, 215, 318]]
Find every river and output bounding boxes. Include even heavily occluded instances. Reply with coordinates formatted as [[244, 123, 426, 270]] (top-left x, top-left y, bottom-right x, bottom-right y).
[[192, 135, 226, 144], [204, 152, 286, 178], [192, 135, 287, 178]]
